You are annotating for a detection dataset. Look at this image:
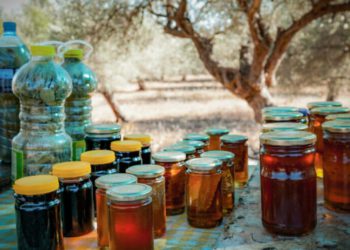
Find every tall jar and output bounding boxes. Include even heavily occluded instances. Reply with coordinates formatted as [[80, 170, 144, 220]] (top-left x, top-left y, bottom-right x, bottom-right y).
[[13, 175, 64, 250], [62, 49, 97, 161], [124, 134, 152, 164], [107, 184, 154, 250], [323, 120, 350, 212], [261, 122, 308, 133], [260, 131, 317, 235], [221, 134, 249, 186], [185, 158, 222, 228], [12, 45, 72, 181], [183, 133, 210, 151], [95, 174, 137, 248], [84, 123, 121, 151], [163, 144, 196, 160], [309, 106, 349, 178], [52, 161, 94, 237], [175, 140, 205, 157], [263, 112, 304, 124], [111, 140, 142, 173], [127, 164, 166, 238], [152, 151, 186, 215], [205, 128, 229, 150]]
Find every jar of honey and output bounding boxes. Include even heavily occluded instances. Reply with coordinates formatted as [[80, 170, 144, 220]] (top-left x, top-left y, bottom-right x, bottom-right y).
[[14, 175, 64, 249], [152, 151, 186, 215], [323, 120, 350, 212], [309, 106, 349, 178], [262, 122, 308, 133], [185, 157, 222, 228], [263, 111, 304, 124], [95, 174, 137, 248], [326, 113, 350, 121], [85, 123, 121, 150], [163, 144, 196, 160], [52, 161, 94, 237], [183, 133, 210, 151], [124, 134, 152, 164], [221, 134, 249, 187], [176, 140, 205, 157], [307, 101, 342, 110], [126, 164, 166, 238], [107, 184, 154, 250], [260, 131, 317, 235], [201, 150, 235, 214], [205, 128, 229, 150], [111, 140, 142, 173]]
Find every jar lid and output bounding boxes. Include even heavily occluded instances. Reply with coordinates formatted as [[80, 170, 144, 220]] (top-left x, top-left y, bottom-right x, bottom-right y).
[[263, 112, 303, 121], [221, 134, 248, 143], [126, 164, 165, 178], [326, 113, 350, 121], [186, 157, 222, 171], [13, 175, 59, 195], [163, 144, 196, 155], [85, 123, 121, 134], [64, 49, 83, 60], [152, 151, 186, 162], [310, 106, 350, 116], [262, 122, 308, 133], [107, 183, 152, 201], [111, 140, 142, 152], [262, 106, 299, 113], [123, 134, 152, 145], [183, 133, 209, 142], [81, 150, 115, 165], [260, 131, 316, 146], [95, 173, 137, 189], [201, 150, 235, 163], [52, 161, 91, 178], [307, 101, 342, 109], [205, 128, 230, 136], [177, 140, 205, 150], [322, 120, 350, 133]]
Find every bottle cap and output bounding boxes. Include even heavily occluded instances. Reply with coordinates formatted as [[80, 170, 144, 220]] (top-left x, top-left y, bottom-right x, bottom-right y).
[[205, 128, 230, 136], [52, 161, 91, 178], [307, 101, 342, 110], [262, 106, 299, 114], [126, 164, 165, 178], [124, 134, 152, 145], [177, 140, 205, 150], [323, 120, 350, 133], [260, 131, 316, 146], [186, 157, 222, 171], [163, 144, 196, 155], [310, 106, 350, 116], [64, 49, 83, 60], [201, 150, 235, 163], [111, 140, 142, 152], [152, 151, 186, 163], [221, 134, 248, 143], [263, 112, 303, 122], [107, 183, 152, 201], [81, 150, 115, 165], [183, 133, 209, 142], [95, 174, 137, 189], [85, 123, 121, 135], [3, 21, 16, 32], [13, 175, 59, 196], [31, 45, 55, 57], [262, 122, 308, 133], [326, 113, 350, 121]]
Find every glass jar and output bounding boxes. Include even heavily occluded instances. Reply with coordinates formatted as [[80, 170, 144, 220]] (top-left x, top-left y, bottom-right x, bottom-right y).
[[309, 107, 349, 178], [183, 133, 210, 151], [262, 122, 308, 133], [326, 113, 350, 121], [185, 158, 222, 228], [163, 144, 196, 160], [176, 140, 205, 157], [124, 134, 152, 164], [322, 120, 350, 212], [307, 101, 342, 110], [11, 45, 72, 181], [111, 140, 142, 173], [95, 174, 137, 248], [126, 164, 166, 238], [260, 131, 317, 235], [85, 123, 121, 151], [201, 150, 234, 214], [221, 134, 249, 187], [152, 151, 186, 215], [205, 128, 229, 150], [13, 175, 64, 249], [107, 184, 154, 250], [263, 112, 304, 124]]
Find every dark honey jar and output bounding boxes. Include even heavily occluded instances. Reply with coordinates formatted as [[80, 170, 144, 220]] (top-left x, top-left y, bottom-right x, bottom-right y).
[[84, 123, 121, 151], [124, 134, 152, 164], [111, 140, 142, 173]]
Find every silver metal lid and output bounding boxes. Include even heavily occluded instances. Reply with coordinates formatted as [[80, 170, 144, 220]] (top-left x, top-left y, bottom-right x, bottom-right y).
[[262, 122, 308, 133], [183, 133, 209, 142], [205, 128, 230, 136], [260, 131, 316, 146], [107, 183, 152, 201], [262, 106, 299, 113], [221, 134, 248, 143], [177, 140, 205, 150], [126, 164, 165, 178], [163, 144, 196, 154], [186, 157, 222, 171], [263, 112, 303, 121], [322, 120, 350, 133], [95, 174, 137, 189], [201, 150, 235, 163], [310, 106, 350, 116], [307, 101, 342, 110], [152, 151, 186, 162], [85, 123, 121, 134]]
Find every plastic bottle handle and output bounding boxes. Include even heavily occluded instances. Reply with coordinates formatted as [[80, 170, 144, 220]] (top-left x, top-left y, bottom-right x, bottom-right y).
[[57, 40, 94, 60]]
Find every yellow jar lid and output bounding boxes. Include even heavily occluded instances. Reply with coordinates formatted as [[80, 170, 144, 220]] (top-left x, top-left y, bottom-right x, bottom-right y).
[[31, 45, 55, 57], [111, 140, 142, 152], [81, 150, 115, 165], [124, 134, 152, 145], [64, 49, 83, 60], [52, 161, 91, 178], [13, 175, 59, 196]]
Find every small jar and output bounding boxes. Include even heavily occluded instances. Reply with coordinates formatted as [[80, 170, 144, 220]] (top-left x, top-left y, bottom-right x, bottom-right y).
[[205, 128, 229, 150], [126, 164, 166, 238], [201, 150, 235, 214], [95, 174, 137, 248], [52, 161, 94, 237], [176, 140, 205, 157], [260, 131, 317, 235], [152, 151, 186, 215], [163, 144, 196, 160], [307, 101, 342, 110], [107, 184, 154, 250], [111, 140, 142, 173], [221, 134, 249, 187], [85, 123, 121, 151], [124, 134, 152, 164], [81, 150, 118, 212], [309, 107, 349, 178], [185, 158, 223, 228], [262, 122, 308, 133], [183, 133, 210, 151], [326, 113, 350, 121], [323, 120, 350, 212], [263, 112, 304, 124], [14, 175, 64, 249]]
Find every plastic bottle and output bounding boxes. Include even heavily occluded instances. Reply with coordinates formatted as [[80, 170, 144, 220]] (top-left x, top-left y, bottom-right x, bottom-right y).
[[11, 45, 72, 181], [0, 21, 30, 186]]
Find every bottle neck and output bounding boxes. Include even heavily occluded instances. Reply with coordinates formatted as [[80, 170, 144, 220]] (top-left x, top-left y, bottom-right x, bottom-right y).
[[3, 31, 17, 36], [64, 58, 81, 63]]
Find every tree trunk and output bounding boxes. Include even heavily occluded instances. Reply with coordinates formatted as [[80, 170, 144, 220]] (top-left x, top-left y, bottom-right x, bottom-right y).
[[326, 79, 340, 101], [99, 90, 127, 122]]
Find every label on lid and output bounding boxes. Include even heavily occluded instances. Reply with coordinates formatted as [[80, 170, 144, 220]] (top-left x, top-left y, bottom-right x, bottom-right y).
[[72, 140, 86, 161], [11, 148, 24, 181], [0, 69, 16, 93]]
